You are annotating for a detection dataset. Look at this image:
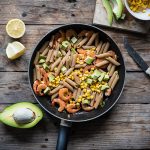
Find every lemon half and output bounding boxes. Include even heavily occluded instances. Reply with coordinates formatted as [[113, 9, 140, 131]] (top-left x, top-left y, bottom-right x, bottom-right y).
[[6, 41, 26, 60], [6, 19, 26, 38]]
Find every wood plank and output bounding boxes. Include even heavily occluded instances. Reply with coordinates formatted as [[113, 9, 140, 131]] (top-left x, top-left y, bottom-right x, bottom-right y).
[[0, 72, 149, 104], [0, 0, 95, 25], [0, 25, 150, 71], [0, 104, 149, 149]]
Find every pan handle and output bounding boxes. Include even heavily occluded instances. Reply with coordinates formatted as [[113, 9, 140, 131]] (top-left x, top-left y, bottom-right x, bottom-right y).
[[56, 120, 72, 150]]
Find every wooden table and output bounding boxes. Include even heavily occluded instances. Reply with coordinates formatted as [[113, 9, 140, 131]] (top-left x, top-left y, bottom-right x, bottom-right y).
[[0, 0, 150, 149]]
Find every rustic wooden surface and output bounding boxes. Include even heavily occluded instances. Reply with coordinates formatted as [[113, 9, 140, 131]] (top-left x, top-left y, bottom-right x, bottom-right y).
[[0, 0, 150, 150]]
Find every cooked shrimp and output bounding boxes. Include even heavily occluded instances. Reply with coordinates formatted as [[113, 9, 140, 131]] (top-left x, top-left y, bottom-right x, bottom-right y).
[[52, 98, 66, 112], [59, 88, 72, 102], [77, 49, 86, 55], [66, 104, 80, 113], [82, 104, 94, 111], [33, 80, 40, 94], [37, 83, 47, 96]]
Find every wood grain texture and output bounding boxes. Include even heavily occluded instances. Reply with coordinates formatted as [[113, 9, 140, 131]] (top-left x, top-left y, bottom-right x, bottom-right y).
[[0, 104, 149, 150], [93, 0, 150, 33], [0, 72, 149, 104], [0, 0, 95, 25], [0, 25, 150, 71]]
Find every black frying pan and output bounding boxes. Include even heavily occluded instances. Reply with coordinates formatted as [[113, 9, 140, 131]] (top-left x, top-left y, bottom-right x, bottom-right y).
[[28, 24, 125, 150]]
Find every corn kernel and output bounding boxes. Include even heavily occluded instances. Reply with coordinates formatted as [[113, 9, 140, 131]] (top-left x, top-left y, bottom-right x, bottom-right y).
[[83, 89, 87, 92], [91, 68, 94, 70]]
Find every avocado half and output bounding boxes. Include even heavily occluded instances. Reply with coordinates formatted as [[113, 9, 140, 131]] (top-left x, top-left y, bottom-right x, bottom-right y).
[[0, 102, 43, 128]]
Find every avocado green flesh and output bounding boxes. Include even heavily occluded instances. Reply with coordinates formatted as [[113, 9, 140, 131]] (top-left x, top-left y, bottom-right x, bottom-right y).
[[111, 0, 123, 20], [102, 0, 113, 26], [0, 102, 43, 128]]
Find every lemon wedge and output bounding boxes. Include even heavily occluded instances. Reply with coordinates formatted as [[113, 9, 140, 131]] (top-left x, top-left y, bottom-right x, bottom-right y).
[[6, 41, 26, 60], [6, 19, 26, 38]]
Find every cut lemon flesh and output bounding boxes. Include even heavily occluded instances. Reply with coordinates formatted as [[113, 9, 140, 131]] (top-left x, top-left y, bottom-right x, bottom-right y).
[[6, 41, 26, 60], [6, 19, 26, 38]]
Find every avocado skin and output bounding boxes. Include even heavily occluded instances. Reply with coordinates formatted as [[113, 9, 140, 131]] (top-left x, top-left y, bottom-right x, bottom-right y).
[[0, 102, 43, 128], [102, 0, 113, 26], [111, 0, 123, 20]]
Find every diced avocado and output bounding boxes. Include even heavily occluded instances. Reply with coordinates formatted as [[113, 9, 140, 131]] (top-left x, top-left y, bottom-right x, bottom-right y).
[[71, 48, 76, 54], [61, 66, 67, 74], [82, 100, 90, 105], [39, 59, 46, 64], [87, 78, 93, 85], [48, 74, 55, 82], [111, 0, 123, 20], [44, 87, 50, 94], [102, 0, 113, 26], [85, 56, 94, 65], [98, 72, 106, 82], [0, 102, 43, 128], [61, 41, 70, 49], [71, 37, 77, 44], [91, 69, 102, 79], [39, 55, 46, 59], [101, 84, 109, 91], [104, 74, 109, 81], [43, 63, 49, 70]]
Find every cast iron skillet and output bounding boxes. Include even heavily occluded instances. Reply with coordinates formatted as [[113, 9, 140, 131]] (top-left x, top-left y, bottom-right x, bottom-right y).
[[29, 24, 125, 150]]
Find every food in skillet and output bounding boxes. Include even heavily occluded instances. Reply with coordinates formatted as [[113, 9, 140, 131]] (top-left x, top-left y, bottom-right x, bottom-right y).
[[33, 29, 120, 113]]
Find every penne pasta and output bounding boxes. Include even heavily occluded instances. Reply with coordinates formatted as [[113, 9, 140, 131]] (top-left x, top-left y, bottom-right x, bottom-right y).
[[94, 92, 103, 109], [99, 42, 106, 54], [49, 35, 54, 48], [96, 52, 113, 58], [86, 33, 98, 46], [51, 92, 59, 100], [74, 37, 83, 48], [103, 42, 110, 53], [75, 88, 81, 101], [71, 54, 78, 67], [33, 68, 37, 81], [95, 34, 99, 47], [63, 81, 74, 92], [96, 41, 103, 54], [107, 63, 112, 71], [106, 57, 120, 66], [75, 64, 86, 69], [46, 49, 53, 63], [55, 51, 70, 76], [108, 71, 118, 86], [66, 29, 76, 40], [73, 72, 81, 85], [49, 50, 55, 63], [95, 60, 109, 67], [65, 68, 74, 76], [111, 73, 119, 90], [49, 85, 64, 95], [35, 65, 41, 80], [73, 89, 78, 100], [34, 51, 40, 65], [77, 37, 88, 48], [50, 57, 62, 71], [41, 46, 49, 56], [60, 49, 66, 56], [65, 78, 77, 88], [82, 46, 95, 49], [39, 41, 49, 53], [90, 92, 96, 107], [109, 65, 116, 77]]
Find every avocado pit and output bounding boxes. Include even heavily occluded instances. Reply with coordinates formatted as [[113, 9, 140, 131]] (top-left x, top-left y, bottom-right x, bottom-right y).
[[13, 108, 35, 124]]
